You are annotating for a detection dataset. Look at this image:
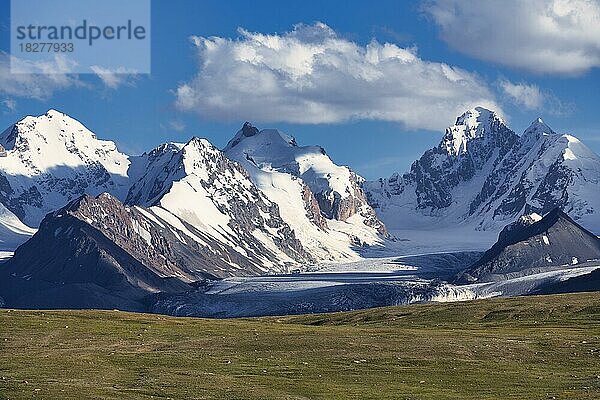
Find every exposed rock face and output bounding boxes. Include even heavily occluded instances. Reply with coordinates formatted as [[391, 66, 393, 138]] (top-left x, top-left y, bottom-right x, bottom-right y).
[[61, 193, 277, 279], [364, 108, 600, 234], [368, 108, 518, 211], [467, 118, 597, 225], [414, 108, 518, 210], [0, 195, 196, 311], [455, 209, 600, 283], [300, 183, 328, 230]]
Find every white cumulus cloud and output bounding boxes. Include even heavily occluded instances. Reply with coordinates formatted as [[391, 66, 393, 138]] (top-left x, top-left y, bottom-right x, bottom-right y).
[[175, 22, 502, 131], [424, 0, 600, 75]]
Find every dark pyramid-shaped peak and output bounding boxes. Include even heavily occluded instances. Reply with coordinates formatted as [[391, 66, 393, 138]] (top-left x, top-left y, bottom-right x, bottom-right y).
[[456, 208, 600, 283], [495, 208, 581, 249]]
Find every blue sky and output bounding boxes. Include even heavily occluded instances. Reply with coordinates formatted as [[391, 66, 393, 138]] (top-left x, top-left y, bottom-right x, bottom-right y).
[[1, 0, 599, 179]]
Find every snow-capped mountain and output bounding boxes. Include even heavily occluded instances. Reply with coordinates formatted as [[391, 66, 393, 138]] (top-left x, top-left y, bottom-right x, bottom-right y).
[[224, 122, 387, 261], [2, 108, 599, 279], [470, 118, 600, 231], [0, 110, 133, 249], [2, 108, 600, 315], [0, 110, 132, 226], [0, 110, 314, 274], [365, 107, 600, 241], [125, 136, 313, 272]]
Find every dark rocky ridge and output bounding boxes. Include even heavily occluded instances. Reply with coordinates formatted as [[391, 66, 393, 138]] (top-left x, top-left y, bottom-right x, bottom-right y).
[[0, 197, 195, 311], [456, 209, 600, 283]]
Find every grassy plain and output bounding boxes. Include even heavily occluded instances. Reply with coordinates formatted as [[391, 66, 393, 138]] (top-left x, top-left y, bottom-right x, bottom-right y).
[[1, 292, 599, 399]]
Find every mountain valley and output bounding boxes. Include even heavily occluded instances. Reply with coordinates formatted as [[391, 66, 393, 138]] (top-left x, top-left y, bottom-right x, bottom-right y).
[[0, 108, 599, 315]]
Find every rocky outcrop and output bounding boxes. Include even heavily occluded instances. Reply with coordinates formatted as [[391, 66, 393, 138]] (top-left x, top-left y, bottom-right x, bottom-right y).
[[300, 183, 328, 230]]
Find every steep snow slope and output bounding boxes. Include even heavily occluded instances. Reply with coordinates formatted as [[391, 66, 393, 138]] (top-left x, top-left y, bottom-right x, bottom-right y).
[[224, 123, 386, 261], [0, 203, 36, 251], [126, 137, 313, 272], [0, 110, 131, 227], [365, 107, 600, 247]]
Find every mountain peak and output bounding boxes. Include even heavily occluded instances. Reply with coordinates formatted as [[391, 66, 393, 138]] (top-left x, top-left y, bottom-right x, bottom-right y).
[[443, 107, 512, 156], [517, 212, 543, 225], [186, 136, 213, 148], [455, 107, 502, 127], [224, 122, 297, 152], [9, 109, 94, 141], [45, 109, 65, 117], [523, 117, 555, 140], [496, 208, 574, 250], [223, 122, 260, 151]]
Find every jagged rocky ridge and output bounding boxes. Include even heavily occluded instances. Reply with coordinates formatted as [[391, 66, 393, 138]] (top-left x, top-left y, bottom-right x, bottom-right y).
[[455, 209, 600, 283], [124, 136, 313, 271], [364, 107, 600, 235]]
